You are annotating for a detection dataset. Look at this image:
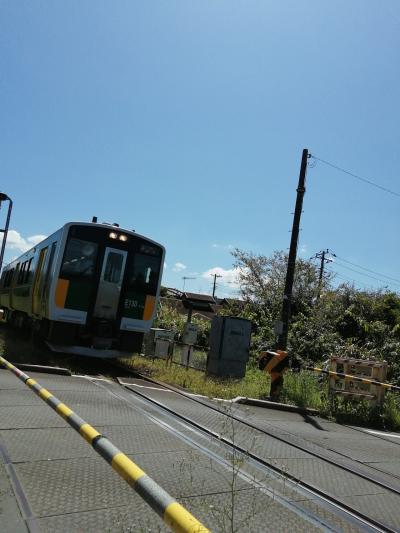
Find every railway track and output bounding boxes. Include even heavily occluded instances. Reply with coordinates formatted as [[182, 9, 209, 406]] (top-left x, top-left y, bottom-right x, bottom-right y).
[[2, 332, 400, 532], [106, 366, 400, 533], [116, 366, 400, 492]]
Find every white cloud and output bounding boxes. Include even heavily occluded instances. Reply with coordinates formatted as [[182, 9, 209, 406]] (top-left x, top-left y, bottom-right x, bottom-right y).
[[6, 230, 47, 253], [212, 243, 234, 251], [172, 262, 187, 272], [202, 266, 241, 288], [299, 244, 308, 255]]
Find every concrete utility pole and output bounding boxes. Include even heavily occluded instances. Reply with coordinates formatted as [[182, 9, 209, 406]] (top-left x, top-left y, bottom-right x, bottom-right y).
[[277, 149, 309, 352], [0, 193, 13, 275], [211, 273, 222, 298]]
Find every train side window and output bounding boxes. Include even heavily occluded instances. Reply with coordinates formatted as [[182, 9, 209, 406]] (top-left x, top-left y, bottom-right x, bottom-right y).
[[60, 238, 98, 278], [4, 268, 14, 288], [43, 243, 56, 287], [17, 262, 26, 284], [24, 258, 33, 284], [26, 256, 38, 285], [42, 242, 57, 301], [13, 264, 20, 286]]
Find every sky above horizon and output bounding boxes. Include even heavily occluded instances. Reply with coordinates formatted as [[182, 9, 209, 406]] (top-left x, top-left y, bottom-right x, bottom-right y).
[[1, 1, 400, 297]]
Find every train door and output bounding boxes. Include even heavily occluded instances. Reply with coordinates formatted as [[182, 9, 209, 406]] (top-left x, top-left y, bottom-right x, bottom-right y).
[[42, 242, 57, 317], [32, 248, 48, 315], [93, 247, 127, 320], [9, 263, 20, 310]]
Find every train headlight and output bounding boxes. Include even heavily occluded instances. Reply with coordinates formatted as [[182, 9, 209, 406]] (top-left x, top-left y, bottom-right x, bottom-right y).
[[109, 232, 118, 239], [119, 235, 128, 242]]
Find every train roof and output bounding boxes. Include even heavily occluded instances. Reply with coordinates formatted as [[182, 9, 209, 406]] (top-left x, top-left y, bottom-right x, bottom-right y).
[[2, 221, 164, 271], [62, 221, 164, 248]]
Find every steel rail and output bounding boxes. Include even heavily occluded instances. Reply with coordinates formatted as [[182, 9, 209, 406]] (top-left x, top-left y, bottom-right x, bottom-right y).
[[115, 366, 400, 498], [120, 377, 396, 533], [0, 355, 210, 533]]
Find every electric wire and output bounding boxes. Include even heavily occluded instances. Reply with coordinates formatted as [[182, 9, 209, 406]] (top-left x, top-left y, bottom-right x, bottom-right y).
[[319, 250, 400, 288], [331, 260, 400, 287], [310, 155, 400, 198], [326, 269, 383, 290], [333, 254, 400, 284]]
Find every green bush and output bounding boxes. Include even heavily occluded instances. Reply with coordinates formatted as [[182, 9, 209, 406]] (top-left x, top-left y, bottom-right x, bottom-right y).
[[282, 370, 328, 410], [382, 393, 400, 430], [154, 302, 211, 348]]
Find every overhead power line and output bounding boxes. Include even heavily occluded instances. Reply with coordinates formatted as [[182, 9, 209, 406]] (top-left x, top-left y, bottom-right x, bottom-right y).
[[326, 268, 387, 290], [310, 155, 400, 198], [334, 254, 400, 284], [321, 250, 400, 289], [332, 260, 400, 287]]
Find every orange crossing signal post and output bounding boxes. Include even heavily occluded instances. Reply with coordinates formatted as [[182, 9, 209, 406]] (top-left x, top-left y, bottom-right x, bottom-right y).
[[259, 350, 289, 401]]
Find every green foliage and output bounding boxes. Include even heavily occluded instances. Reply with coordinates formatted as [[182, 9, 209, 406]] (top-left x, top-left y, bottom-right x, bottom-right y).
[[120, 354, 400, 430], [282, 370, 328, 409], [153, 301, 186, 332], [152, 249, 400, 428], [288, 312, 342, 363], [231, 249, 328, 316], [120, 355, 269, 400], [153, 301, 211, 348], [382, 393, 400, 430], [229, 249, 400, 384], [192, 315, 211, 348], [328, 395, 383, 428]]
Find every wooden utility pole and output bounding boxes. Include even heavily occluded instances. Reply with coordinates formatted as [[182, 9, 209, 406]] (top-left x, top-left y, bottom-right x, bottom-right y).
[[212, 273, 222, 298], [277, 149, 309, 352], [0, 193, 13, 274], [314, 249, 334, 298], [318, 249, 327, 284]]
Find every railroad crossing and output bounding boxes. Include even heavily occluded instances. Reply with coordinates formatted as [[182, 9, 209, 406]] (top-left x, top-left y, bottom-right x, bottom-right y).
[[1, 359, 400, 532]]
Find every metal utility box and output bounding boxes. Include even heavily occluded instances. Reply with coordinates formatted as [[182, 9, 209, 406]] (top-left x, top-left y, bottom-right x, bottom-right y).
[[329, 357, 388, 406], [144, 328, 175, 358], [207, 316, 252, 378]]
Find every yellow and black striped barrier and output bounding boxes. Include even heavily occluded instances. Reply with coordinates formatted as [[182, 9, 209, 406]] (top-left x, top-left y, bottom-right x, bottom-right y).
[[0, 356, 210, 533], [259, 350, 289, 400], [305, 366, 400, 393]]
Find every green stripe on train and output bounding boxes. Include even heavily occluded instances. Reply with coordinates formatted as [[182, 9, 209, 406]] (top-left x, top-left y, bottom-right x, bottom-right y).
[[65, 280, 93, 311], [122, 291, 146, 320]]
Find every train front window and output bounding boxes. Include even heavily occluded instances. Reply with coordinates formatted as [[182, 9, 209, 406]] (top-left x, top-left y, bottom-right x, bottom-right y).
[[60, 239, 98, 278], [128, 253, 160, 294]]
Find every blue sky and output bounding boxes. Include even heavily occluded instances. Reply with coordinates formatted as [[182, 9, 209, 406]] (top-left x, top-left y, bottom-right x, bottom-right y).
[[1, 1, 399, 296]]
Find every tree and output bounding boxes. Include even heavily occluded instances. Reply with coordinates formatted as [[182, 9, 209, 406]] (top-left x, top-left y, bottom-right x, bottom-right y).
[[231, 249, 332, 316], [228, 250, 400, 379]]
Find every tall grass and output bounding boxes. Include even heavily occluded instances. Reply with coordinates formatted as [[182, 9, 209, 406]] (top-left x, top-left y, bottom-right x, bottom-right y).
[[120, 356, 269, 399], [281, 371, 327, 410], [119, 355, 400, 430]]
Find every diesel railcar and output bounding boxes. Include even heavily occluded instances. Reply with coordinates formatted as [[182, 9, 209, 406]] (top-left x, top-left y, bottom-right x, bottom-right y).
[[0, 221, 165, 357]]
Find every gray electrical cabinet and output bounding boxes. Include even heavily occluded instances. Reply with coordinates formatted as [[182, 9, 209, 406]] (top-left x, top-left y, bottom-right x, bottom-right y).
[[144, 328, 174, 358], [206, 316, 252, 378]]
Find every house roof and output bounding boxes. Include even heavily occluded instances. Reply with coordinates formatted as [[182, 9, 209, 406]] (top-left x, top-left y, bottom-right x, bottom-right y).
[[182, 292, 216, 312]]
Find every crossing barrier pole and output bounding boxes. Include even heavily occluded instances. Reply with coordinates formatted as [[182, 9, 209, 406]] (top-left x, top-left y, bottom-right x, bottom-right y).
[[305, 366, 400, 393], [0, 356, 210, 533]]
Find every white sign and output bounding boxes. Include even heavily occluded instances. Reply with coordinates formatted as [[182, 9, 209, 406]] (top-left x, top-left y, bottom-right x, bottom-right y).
[[182, 323, 198, 345], [153, 329, 175, 341]]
